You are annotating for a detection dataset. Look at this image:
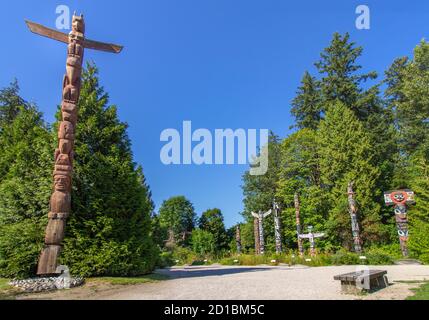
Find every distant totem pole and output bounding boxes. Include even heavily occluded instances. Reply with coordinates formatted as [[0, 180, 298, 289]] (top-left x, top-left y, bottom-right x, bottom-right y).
[[26, 15, 123, 275], [299, 226, 325, 257], [347, 182, 362, 253], [273, 201, 283, 254], [236, 225, 242, 255], [251, 210, 272, 255], [384, 190, 415, 257], [253, 217, 260, 254], [294, 193, 304, 257]]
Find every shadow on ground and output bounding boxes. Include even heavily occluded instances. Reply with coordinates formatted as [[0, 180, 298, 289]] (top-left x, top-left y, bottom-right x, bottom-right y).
[[156, 266, 274, 279]]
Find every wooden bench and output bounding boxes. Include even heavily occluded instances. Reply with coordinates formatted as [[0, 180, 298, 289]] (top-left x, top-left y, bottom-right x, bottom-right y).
[[334, 270, 388, 294]]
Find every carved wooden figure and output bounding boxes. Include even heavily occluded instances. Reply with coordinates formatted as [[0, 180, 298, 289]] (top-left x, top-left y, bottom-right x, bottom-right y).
[[347, 182, 362, 253], [273, 201, 282, 254], [299, 226, 325, 257], [251, 210, 272, 255], [384, 190, 415, 257], [236, 225, 242, 255], [26, 14, 122, 275], [294, 193, 304, 257], [253, 217, 260, 255]]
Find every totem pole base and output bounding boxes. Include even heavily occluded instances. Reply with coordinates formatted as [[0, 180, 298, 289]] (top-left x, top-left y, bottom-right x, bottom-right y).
[[37, 245, 62, 276]]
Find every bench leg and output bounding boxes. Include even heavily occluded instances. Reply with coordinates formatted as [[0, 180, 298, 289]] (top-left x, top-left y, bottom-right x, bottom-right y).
[[369, 276, 388, 291]]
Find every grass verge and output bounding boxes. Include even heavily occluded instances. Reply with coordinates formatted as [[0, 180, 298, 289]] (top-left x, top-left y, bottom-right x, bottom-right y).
[[406, 281, 429, 300], [87, 273, 170, 286], [0, 278, 22, 300]]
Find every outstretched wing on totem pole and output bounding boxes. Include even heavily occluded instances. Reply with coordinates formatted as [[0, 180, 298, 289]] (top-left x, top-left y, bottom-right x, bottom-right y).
[[25, 14, 123, 276]]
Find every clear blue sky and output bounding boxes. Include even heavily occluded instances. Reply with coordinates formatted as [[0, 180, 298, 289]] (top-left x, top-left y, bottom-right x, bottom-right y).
[[1, 0, 428, 227]]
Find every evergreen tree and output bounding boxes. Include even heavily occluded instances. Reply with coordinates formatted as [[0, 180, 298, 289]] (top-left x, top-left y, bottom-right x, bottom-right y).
[[0, 80, 26, 130], [276, 129, 328, 250], [315, 32, 377, 112], [199, 208, 228, 251], [386, 41, 429, 154], [315, 32, 396, 225], [291, 72, 322, 130], [190, 229, 215, 257], [241, 132, 282, 252], [317, 102, 386, 249], [60, 64, 157, 277], [158, 196, 196, 245], [407, 142, 429, 263], [0, 83, 52, 278]]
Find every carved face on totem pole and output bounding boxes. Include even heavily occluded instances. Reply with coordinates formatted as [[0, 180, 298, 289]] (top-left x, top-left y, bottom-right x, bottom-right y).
[[55, 153, 71, 166], [384, 190, 415, 206], [54, 175, 71, 192], [58, 121, 75, 139], [394, 204, 407, 220], [62, 102, 78, 124], [72, 15, 85, 34], [54, 153, 73, 175]]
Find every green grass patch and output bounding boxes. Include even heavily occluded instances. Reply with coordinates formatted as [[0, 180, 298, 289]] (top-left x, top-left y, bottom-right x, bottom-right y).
[[0, 278, 11, 290], [88, 273, 169, 286], [0, 278, 22, 300], [406, 281, 429, 300]]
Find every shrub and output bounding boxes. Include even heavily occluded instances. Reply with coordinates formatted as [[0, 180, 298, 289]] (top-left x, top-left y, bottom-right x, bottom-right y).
[[171, 246, 197, 265], [190, 229, 215, 258], [331, 250, 360, 265], [156, 251, 174, 268], [0, 220, 45, 279], [364, 247, 395, 265]]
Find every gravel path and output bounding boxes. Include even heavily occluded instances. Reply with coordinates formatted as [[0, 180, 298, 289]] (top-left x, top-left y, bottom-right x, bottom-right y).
[[91, 264, 429, 300]]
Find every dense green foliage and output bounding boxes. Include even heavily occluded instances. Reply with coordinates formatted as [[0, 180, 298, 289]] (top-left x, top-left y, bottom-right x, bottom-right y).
[[60, 65, 157, 277], [158, 196, 196, 246], [199, 208, 228, 251], [190, 229, 216, 257], [240, 33, 429, 261], [0, 66, 158, 278], [0, 82, 52, 278]]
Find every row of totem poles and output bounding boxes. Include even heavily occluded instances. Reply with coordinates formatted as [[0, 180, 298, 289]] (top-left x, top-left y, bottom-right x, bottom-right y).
[[235, 183, 415, 258]]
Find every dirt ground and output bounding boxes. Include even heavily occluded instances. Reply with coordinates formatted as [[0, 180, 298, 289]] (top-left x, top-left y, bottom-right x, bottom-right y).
[[18, 264, 429, 300]]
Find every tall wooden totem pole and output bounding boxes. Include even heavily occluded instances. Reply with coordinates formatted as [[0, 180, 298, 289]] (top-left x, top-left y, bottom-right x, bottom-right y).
[[26, 14, 122, 276], [384, 189, 415, 257], [251, 210, 272, 255], [236, 225, 242, 255], [273, 201, 282, 254], [253, 217, 260, 254], [294, 193, 304, 257], [347, 182, 362, 253]]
